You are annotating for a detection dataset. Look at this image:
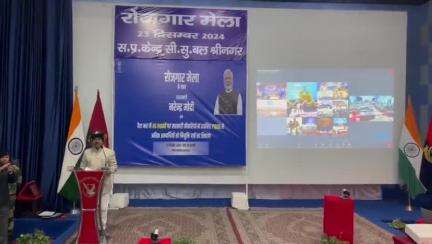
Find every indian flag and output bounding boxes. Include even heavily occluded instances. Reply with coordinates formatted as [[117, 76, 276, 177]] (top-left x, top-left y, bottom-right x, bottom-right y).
[[57, 91, 86, 202], [399, 97, 425, 198]]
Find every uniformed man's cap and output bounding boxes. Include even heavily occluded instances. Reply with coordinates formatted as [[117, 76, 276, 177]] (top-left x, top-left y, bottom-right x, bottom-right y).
[[91, 131, 104, 140]]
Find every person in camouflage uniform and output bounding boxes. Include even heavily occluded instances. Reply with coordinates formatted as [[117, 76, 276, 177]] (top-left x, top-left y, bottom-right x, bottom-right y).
[[8, 163, 20, 240], [0, 152, 20, 241], [0, 151, 18, 244]]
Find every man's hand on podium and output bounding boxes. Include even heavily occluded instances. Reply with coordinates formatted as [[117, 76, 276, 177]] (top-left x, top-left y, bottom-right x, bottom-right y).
[[67, 166, 75, 171]]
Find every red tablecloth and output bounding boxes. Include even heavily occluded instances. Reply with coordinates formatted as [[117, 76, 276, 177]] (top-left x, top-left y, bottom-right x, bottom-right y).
[[392, 235, 415, 244], [323, 195, 354, 244], [137, 237, 172, 244]]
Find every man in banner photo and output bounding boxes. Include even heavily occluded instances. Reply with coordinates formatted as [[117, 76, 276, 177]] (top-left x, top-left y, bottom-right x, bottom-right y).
[[214, 69, 243, 115]]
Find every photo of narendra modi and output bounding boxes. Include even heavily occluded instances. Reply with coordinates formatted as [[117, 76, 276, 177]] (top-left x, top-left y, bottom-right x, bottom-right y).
[[214, 69, 243, 115]]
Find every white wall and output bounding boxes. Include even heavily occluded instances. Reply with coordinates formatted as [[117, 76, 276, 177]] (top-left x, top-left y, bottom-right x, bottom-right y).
[[73, 1, 407, 184]]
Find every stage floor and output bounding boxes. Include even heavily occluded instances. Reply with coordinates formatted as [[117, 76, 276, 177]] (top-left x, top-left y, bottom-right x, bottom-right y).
[[14, 199, 421, 243]]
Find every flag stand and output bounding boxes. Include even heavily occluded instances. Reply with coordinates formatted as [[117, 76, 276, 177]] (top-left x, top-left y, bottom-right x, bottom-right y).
[[405, 190, 413, 212], [71, 201, 80, 215]]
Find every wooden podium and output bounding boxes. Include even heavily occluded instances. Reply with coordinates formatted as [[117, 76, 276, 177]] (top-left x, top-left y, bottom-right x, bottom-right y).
[[74, 169, 105, 244]]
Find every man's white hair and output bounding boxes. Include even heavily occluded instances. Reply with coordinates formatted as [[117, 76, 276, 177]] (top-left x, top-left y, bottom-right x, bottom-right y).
[[223, 69, 233, 78]]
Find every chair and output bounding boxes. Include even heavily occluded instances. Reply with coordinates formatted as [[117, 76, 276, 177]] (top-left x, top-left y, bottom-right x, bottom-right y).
[[16, 180, 43, 214]]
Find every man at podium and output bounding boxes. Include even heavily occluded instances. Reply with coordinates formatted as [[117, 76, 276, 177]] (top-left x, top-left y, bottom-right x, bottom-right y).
[[80, 131, 117, 236]]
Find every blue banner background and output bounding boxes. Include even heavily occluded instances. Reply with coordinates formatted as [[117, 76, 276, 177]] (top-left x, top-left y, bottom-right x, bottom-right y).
[[115, 59, 246, 166], [114, 6, 247, 167]]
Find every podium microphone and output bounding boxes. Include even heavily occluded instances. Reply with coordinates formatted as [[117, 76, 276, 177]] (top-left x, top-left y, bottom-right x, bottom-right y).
[[150, 228, 159, 242]]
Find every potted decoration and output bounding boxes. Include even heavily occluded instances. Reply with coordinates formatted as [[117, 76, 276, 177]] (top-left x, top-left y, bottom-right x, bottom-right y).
[[320, 235, 349, 244], [16, 229, 51, 244], [173, 238, 195, 244], [388, 218, 406, 230]]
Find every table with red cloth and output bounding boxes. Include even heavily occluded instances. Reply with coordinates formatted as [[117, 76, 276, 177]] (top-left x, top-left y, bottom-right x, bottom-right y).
[[392, 219, 429, 244], [392, 235, 415, 244], [323, 195, 354, 244]]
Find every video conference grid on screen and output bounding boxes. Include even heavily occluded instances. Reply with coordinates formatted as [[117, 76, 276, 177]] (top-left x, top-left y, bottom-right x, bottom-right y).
[[256, 69, 394, 149]]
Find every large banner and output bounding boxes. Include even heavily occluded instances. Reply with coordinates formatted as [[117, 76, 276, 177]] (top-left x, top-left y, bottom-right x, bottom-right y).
[[114, 6, 247, 167]]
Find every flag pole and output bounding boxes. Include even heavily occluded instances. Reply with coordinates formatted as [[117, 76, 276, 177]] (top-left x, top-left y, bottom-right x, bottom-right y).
[[71, 200, 80, 215], [72, 87, 79, 215], [405, 188, 413, 212]]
